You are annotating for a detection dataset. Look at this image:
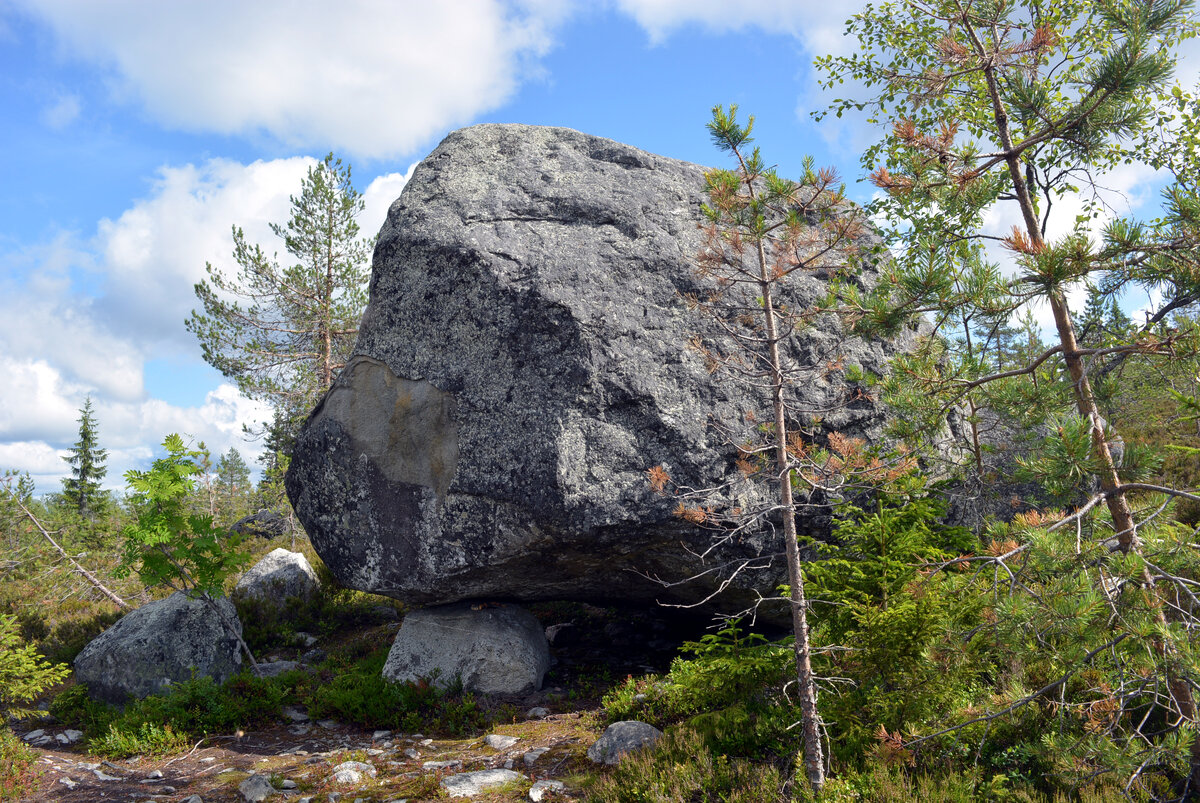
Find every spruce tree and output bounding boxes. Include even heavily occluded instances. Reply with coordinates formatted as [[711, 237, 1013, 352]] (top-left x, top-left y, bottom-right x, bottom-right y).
[[60, 396, 107, 519]]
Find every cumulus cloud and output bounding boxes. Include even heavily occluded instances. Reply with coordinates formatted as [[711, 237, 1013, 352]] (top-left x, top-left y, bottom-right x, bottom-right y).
[[613, 0, 858, 55], [0, 155, 411, 492], [12, 0, 572, 159]]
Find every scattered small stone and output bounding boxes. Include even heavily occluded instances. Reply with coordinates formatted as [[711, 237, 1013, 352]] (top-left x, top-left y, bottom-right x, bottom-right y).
[[485, 734, 520, 750], [403, 748, 420, 759], [256, 659, 301, 678], [93, 768, 122, 781], [163, 785, 177, 793], [147, 769, 164, 779], [181, 796, 203, 803], [330, 760, 377, 784], [504, 759, 514, 769], [588, 721, 663, 765], [22, 729, 45, 741], [55, 728, 83, 745], [282, 705, 310, 722], [372, 729, 392, 740], [200, 757, 217, 763], [442, 768, 524, 798], [318, 719, 339, 729], [281, 779, 298, 789], [419, 738, 433, 746], [523, 748, 549, 767], [366, 748, 385, 756], [529, 779, 565, 801], [58, 777, 77, 790], [301, 648, 326, 663], [295, 631, 319, 647], [526, 707, 550, 719], [239, 772, 277, 802], [422, 759, 462, 770], [289, 723, 312, 735]]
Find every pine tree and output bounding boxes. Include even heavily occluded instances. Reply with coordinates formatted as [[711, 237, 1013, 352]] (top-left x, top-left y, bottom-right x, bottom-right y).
[[60, 396, 108, 519], [187, 153, 373, 444]]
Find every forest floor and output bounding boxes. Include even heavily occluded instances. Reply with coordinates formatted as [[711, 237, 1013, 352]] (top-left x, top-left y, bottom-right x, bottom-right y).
[[9, 601, 705, 803]]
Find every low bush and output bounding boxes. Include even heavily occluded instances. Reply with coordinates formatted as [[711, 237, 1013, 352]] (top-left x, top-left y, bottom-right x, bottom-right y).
[[0, 728, 42, 801]]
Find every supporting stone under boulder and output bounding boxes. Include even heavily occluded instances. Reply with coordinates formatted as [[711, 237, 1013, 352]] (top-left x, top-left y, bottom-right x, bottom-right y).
[[382, 603, 550, 695], [286, 123, 921, 620], [74, 591, 243, 705]]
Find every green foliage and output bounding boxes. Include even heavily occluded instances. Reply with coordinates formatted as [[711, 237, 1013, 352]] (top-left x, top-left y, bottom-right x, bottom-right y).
[[0, 728, 42, 801], [187, 152, 373, 445], [93, 722, 189, 759], [304, 651, 487, 735], [59, 396, 108, 520], [117, 434, 250, 598], [0, 613, 68, 721], [587, 725, 789, 803], [212, 446, 253, 525]]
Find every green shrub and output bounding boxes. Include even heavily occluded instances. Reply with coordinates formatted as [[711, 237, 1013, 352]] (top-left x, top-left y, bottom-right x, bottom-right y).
[[304, 652, 488, 734], [93, 722, 189, 759], [587, 725, 789, 803], [0, 728, 42, 801], [0, 613, 69, 720]]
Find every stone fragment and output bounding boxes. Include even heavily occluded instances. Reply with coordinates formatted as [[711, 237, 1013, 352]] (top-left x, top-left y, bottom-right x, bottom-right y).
[[330, 760, 377, 784], [529, 779, 565, 801], [587, 721, 663, 765], [255, 659, 301, 677], [485, 734, 520, 750], [282, 705, 310, 722], [239, 773, 277, 801], [523, 748, 548, 767], [73, 591, 242, 705], [441, 768, 525, 798], [526, 707, 550, 719], [383, 603, 549, 695], [231, 509, 291, 540], [22, 730, 44, 741], [58, 729, 83, 744]]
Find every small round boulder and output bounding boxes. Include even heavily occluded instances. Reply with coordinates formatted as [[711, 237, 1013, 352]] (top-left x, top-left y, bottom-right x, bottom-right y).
[[587, 721, 663, 765], [233, 548, 320, 610], [382, 603, 549, 695]]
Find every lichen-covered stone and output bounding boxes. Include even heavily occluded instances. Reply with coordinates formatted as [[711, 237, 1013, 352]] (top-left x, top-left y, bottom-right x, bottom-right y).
[[286, 123, 920, 618], [233, 548, 320, 610], [74, 591, 242, 705], [587, 721, 663, 765], [382, 603, 549, 694]]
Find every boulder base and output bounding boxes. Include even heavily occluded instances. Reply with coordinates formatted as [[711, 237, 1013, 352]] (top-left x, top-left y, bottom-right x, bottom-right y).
[[382, 603, 550, 695], [74, 591, 242, 705]]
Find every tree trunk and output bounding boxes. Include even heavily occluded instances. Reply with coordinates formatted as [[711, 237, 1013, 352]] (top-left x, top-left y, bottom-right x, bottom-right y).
[[758, 239, 826, 794]]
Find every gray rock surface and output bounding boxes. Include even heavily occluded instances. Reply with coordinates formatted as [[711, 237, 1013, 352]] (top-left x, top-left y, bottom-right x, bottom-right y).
[[231, 509, 291, 539], [587, 720, 663, 764], [287, 123, 917, 618], [529, 779, 565, 801], [383, 603, 549, 694], [233, 548, 320, 609], [74, 591, 243, 705], [441, 768, 524, 798], [330, 760, 377, 784], [239, 773, 276, 802]]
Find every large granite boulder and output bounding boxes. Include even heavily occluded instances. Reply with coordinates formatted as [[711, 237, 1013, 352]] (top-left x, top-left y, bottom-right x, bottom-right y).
[[286, 123, 920, 618], [74, 591, 243, 705]]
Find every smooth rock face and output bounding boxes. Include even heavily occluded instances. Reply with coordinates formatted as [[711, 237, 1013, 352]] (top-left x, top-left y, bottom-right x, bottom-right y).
[[587, 720, 663, 765], [74, 591, 243, 705], [287, 123, 917, 616], [382, 603, 550, 694], [233, 548, 320, 609]]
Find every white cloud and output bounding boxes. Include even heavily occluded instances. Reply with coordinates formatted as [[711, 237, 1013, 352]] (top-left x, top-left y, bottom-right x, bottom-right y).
[[14, 0, 572, 159], [613, 0, 857, 55], [0, 155, 410, 494]]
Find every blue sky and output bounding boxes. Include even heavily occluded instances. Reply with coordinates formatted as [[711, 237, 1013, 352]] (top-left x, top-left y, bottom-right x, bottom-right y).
[[0, 0, 1193, 494]]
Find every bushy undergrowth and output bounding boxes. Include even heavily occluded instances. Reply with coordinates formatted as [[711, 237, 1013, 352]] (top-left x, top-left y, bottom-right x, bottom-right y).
[[0, 729, 42, 801]]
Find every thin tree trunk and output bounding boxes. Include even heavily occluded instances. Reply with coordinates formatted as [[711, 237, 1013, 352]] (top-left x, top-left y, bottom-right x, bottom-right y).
[[758, 238, 826, 794], [15, 498, 129, 610]]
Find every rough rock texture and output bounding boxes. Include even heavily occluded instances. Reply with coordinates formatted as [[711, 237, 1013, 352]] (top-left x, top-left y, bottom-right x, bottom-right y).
[[74, 591, 243, 705], [287, 123, 920, 618], [232, 548, 320, 609], [442, 768, 525, 798], [587, 721, 663, 764], [382, 603, 550, 694], [231, 509, 291, 539]]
